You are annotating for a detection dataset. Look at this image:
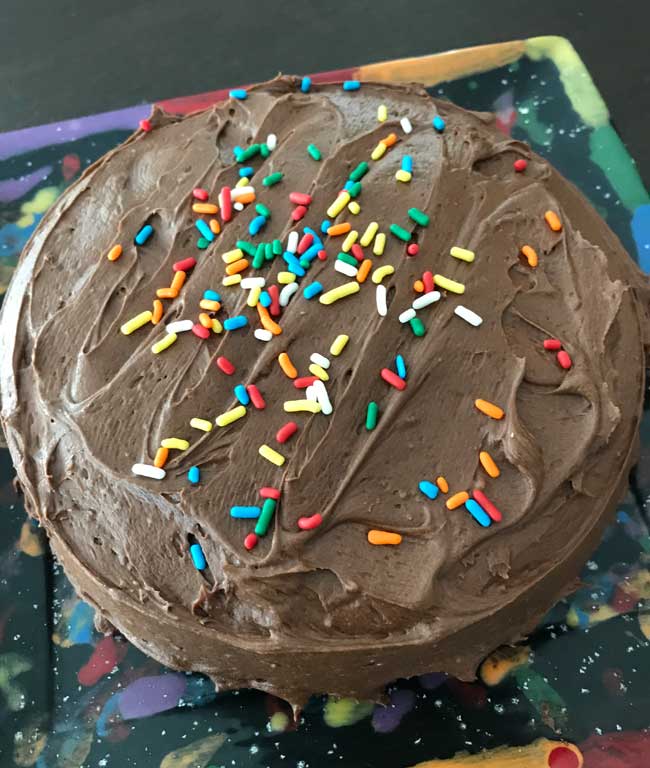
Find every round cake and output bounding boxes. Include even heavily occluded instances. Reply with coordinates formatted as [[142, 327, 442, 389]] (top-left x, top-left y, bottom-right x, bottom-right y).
[[2, 76, 649, 708]]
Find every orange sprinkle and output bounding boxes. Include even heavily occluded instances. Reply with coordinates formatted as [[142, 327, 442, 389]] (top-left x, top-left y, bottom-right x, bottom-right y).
[[474, 398, 505, 420], [520, 245, 538, 268], [368, 529, 402, 546], [209, 218, 221, 235], [413, 279, 424, 293], [154, 447, 169, 469], [199, 299, 221, 312], [257, 304, 282, 335], [356, 258, 373, 283], [107, 244, 122, 261], [544, 210, 562, 232], [235, 191, 255, 204], [278, 352, 298, 379], [156, 287, 178, 299], [381, 132, 398, 147], [446, 491, 469, 510], [170, 270, 186, 293], [225, 258, 249, 276], [199, 312, 213, 328], [192, 202, 219, 215], [152, 299, 163, 325], [327, 222, 352, 237], [479, 451, 500, 478], [436, 476, 449, 493]]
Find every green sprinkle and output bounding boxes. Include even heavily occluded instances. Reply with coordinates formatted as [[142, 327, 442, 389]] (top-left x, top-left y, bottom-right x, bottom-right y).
[[263, 172, 283, 187], [348, 181, 362, 198], [272, 239, 283, 255], [410, 317, 426, 336], [389, 223, 411, 242], [299, 257, 310, 269], [264, 242, 274, 261], [252, 243, 265, 269], [259, 143, 270, 158], [255, 498, 277, 536], [256, 203, 271, 219], [236, 239, 257, 257], [365, 401, 379, 431], [307, 143, 322, 161], [197, 237, 210, 250], [408, 207, 430, 227], [349, 161, 369, 182], [337, 252, 359, 267], [239, 143, 260, 162]]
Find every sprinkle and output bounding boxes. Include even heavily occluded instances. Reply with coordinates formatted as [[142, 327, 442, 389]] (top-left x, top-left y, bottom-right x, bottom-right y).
[[216, 405, 247, 427], [209, 220, 221, 236], [337, 253, 358, 270], [395, 354, 407, 379], [132, 463, 165, 480], [408, 208, 429, 227], [244, 533, 258, 550], [327, 193, 351, 220], [156, 287, 178, 300], [474, 399, 504, 420], [170, 271, 186, 294], [308, 363, 329, 381], [193, 188, 209, 201], [513, 158, 528, 172], [193, 202, 219, 215], [254, 329, 272, 342], [224, 315, 248, 331], [434, 274, 465, 294], [400, 116, 413, 134], [216, 356, 235, 376], [301, 75, 311, 92], [419, 480, 439, 500], [328, 222, 352, 237], [356, 259, 373, 284], [222, 248, 244, 265], [263, 171, 283, 187], [312, 380, 333, 415], [389, 223, 411, 242], [372, 265, 394, 284], [152, 299, 163, 325], [195, 219, 215, 242], [231, 506, 261, 519], [190, 543, 207, 570], [544, 338, 562, 351], [279, 282, 299, 306], [307, 352, 328, 370], [545, 210, 562, 232], [278, 352, 298, 379], [368, 530, 402, 546], [247, 286, 262, 307], [465, 499, 491, 527], [455, 305, 483, 327], [348, 201, 361, 215], [154, 447, 168, 469], [307, 143, 322, 161], [343, 80, 360, 90], [151, 332, 177, 354], [212, 318, 223, 334], [259, 444, 285, 466], [436, 476, 449, 493], [395, 170, 412, 183], [377, 104, 388, 122], [161, 438, 189, 452], [239, 166, 254, 178], [557, 350, 572, 369], [479, 451, 500, 478], [365, 401, 379, 430], [249, 215, 267, 236], [298, 513, 323, 531], [373, 233, 386, 256], [375, 284, 388, 316], [190, 418, 212, 433], [413, 280, 424, 293], [257, 304, 282, 335], [246, 384, 265, 410], [295, 376, 318, 389], [276, 421, 298, 444], [402, 155, 413, 173], [521, 245, 538, 267], [223, 274, 242, 286], [423, 271, 434, 293], [233, 384, 250, 406], [472, 489, 503, 522], [405, 244, 418, 257], [371, 142, 387, 161], [450, 246, 475, 263], [260, 486, 281, 500], [330, 334, 349, 356], [446, 491, 469, 510], [241, 277, 266, 290], [292, 205, 308, 221], [266, 133, 277, 150], [398, 308, 416, 324], [188, 466, 200, 484], [382, 133, 398, 148], [410, 317, 426, 336], [356, 224, 377, 250], [220, 186, 233, 222], [432, 115, 446, 132], [107, 244, 122, 262], [192, 323, 210, 339], [230, 88, 247, 99], [251, 244, 265, 269], [284, 399, 322, 414], [174, 257, 197, 272], [255, 498, 277, 536], [255, 203, 271, 219], [166, 319, 193, 334], [134, 224, 154, 245], [319, 281, 360, 305], [412, 291, 441, 309], [381, 367, 406, 390], [121, 310, 153, 335]]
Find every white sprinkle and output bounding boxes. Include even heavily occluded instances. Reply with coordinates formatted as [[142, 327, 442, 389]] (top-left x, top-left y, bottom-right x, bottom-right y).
[[412, 290, 441, 310], [233, 201, 244, 211], [287, 231, 299, 253], [266, 133, 277, 151], [312, 379, 333, 415], [241, 277, 266, 289], [166, 319, 194, 334], [335, 260, 358, 278], [305, 385, 318, 402], [454, 305, 483, 327], [231, 185, 255, 201], [398, 308, 416, 324], [376, 284, 388, 316], [132, 463, 166, 480], [279, 282, 299, 307], [400, 117, 413, 134], [310, 352, 330, 369], [254, 328, 273, 342]]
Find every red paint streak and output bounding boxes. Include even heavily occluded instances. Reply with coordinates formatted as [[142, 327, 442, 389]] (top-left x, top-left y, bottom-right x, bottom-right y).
[[78, 636, 126, 686]]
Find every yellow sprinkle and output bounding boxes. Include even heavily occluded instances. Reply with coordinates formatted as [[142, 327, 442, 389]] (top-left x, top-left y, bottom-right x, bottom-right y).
[[373, 233, 386, 256], [284, 399, 322, 414], [319, 282, 360, 305], [372, 265, 395, 284], [247, 285, 261, 307], [371, 142, 387, 160], [235, 176, 250, 188], [216, 405, 247, 427], [348, 201, 361, 215], [327, 191, 351, 218], [341, 230, 358, 253], [360, 221, 379, 247], [434, 274, 465, 294], [222, 248, 243, 264], [222, 274, 242, 287], [190, 417, 213, 432], [259, 444, 285, 466], [395, 169, 412, 183], [377, 104, 388, 122], [450, 246, 475, 263], [330, 334, 349, 356], [278, 271, 296, 284], [212, 318, 223, 334], [151, 332, 177, 354], [161, 438, 190, 451], [308, 363, 329, 381], [121, 310, 153, 335]]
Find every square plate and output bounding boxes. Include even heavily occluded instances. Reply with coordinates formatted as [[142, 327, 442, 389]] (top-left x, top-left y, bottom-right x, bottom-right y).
[[1, 38, 649, 767]]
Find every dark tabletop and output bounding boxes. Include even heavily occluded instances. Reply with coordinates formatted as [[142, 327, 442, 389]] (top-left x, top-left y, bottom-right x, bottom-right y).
[[1, 0, 649, 184]]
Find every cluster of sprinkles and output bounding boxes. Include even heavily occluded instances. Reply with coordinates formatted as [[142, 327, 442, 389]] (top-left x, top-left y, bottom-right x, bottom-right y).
[[115, 78, 569, 569]]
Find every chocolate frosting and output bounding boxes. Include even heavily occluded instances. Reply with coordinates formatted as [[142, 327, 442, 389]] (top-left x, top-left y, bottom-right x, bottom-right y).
[[2, 77, 650, 707]]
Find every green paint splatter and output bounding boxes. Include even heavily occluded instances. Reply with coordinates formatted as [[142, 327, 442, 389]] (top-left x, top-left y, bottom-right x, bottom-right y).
[[516, 98, 553, 147], [323, 696, 374, 727], [513, 666, 567, 730], [589, 125, 650, 210]]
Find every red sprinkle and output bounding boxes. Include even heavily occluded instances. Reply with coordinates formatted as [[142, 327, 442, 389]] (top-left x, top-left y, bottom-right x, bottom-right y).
[[173, 257, 197, 272], [247, 384, 266, 410], [244, 533, 258, 551], [350, 243, 364, 262], [291, 205, 308, 221], [422, 271, 435, 293], [192, 188, 209, 201], [139, 119, 152, 132], [543, 338, 562, 351], [297, 233, 314, 254], [557, 350, 572, 369], [298, 513, 323, 531], [220, 186, 233, 222], [317, 249, 327, 261], [192, 323, 210, 339], [276, 421, 298, 444], [472, 490, 502, 522], [260, 486, 281, 500], [406, 243, 420, 256], [268, 284, 281, 317], [380, 367, 407, 391], [289, 192, 312, 206], [294, 375, 318, 389], [216, 356, 235, 375], [514, 158, 528, 172]]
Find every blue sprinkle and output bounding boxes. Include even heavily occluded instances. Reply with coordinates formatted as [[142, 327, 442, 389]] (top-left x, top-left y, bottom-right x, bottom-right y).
[[321, 219, 331, 233], [223, 315, 248, 331], [230, 506, 261, 519], [259, 290, 272, 308], [239, 166, 254, 178], [188, 466, 200, 484], [302, 243, 321, 263], [343, 80, 360, 91], [395, 354, 407, 379], [249, 215, 267, 236], [343, 180, 355, 192], [419, 481, 439, 500], [203, 289, 221, 301], [283, 252, 306, 277], [401, 155, 413, 173], [195, 219, 214, 242], [233, 146, 244, 162], [234, 384, 250, 405], [465, 499, 491, 527], [190, 543, 206, 570], [432, 115, 446, 133], [134, 224, 153, 245], [301, 76, 311, 93], [302, 226, 322, 244], [303, 281, 323, 300], [230, 88, 247, 100]]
